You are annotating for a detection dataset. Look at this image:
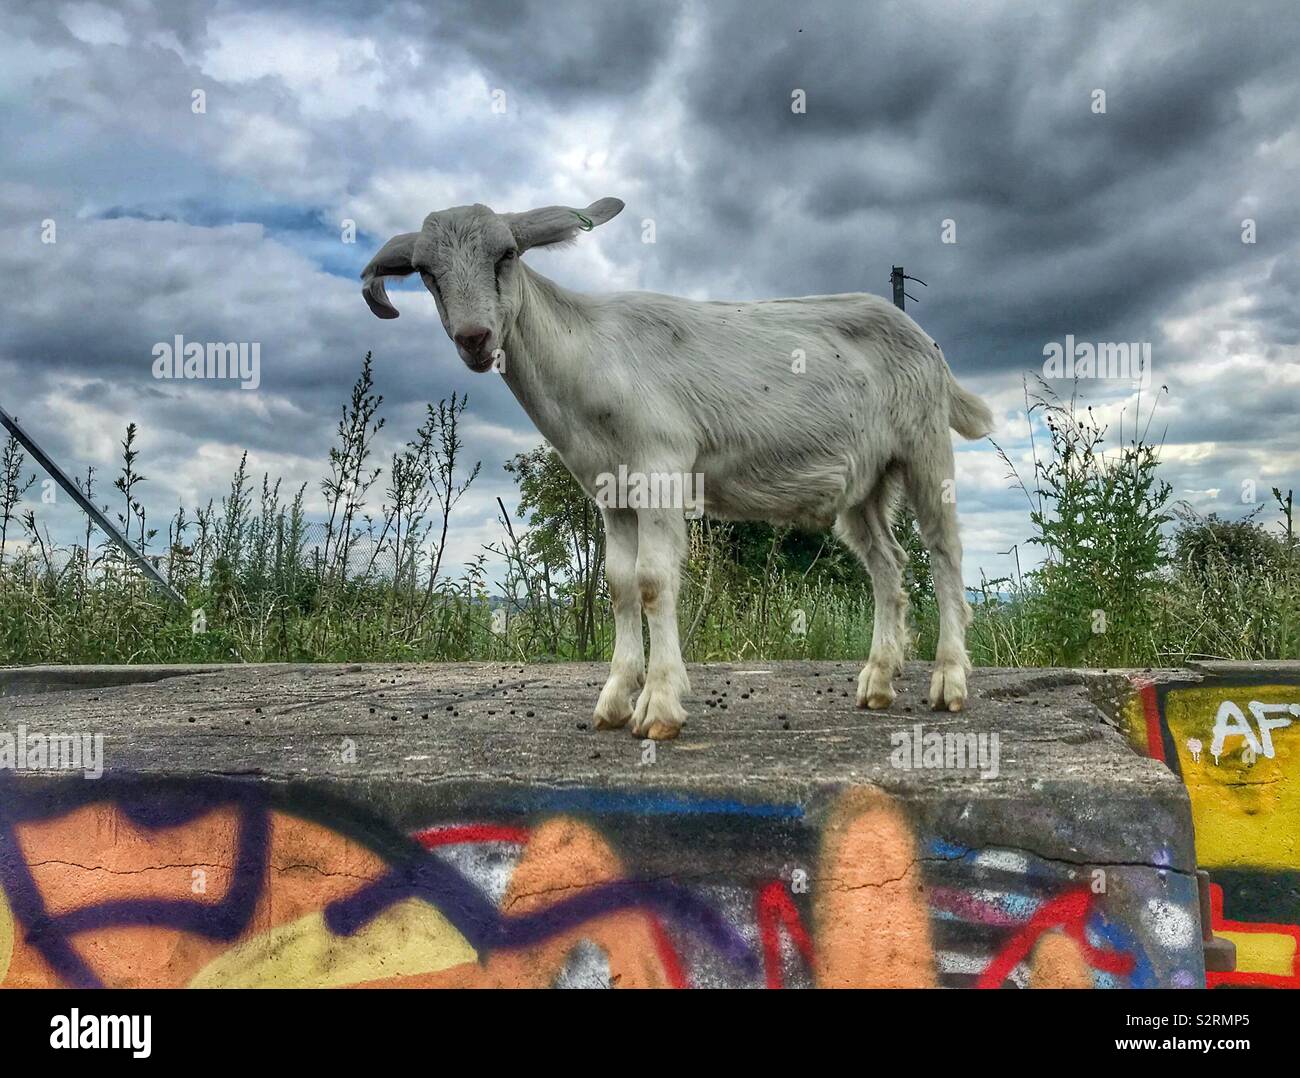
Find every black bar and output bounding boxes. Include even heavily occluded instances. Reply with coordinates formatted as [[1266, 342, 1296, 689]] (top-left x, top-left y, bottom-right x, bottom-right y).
[[0, 986, 1289, 1062], [0, 404, 185, 605]]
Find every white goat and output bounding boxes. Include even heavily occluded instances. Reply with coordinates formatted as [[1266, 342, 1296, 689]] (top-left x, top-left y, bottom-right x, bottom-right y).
[[362, 198, 993, 740]]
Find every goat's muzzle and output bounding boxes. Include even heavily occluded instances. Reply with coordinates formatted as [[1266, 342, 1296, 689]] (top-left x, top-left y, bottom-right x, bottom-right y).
[[454, 326, 496, 371]]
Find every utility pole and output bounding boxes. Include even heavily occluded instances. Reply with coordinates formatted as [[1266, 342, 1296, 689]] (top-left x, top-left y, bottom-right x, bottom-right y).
[[0, 404, 185, 605], [889, 266, 927, 310]]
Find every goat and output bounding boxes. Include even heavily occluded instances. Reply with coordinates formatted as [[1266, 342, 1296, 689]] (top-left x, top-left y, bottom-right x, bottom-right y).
[[361, 198, 994, 740]]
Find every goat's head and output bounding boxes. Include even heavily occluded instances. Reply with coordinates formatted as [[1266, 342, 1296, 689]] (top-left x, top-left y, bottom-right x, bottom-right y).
[[360, 198, 624, 371]]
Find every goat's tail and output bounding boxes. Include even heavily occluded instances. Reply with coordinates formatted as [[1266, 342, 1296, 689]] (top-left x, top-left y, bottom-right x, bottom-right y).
[[946, 374, 995, 440]]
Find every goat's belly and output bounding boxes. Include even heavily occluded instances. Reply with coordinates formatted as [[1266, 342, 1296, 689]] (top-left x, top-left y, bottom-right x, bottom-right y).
[[691, 451, 856, 529], [701, 494, 838, 531]]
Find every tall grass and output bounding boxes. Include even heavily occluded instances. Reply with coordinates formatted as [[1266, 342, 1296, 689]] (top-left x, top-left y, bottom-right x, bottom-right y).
[[972, 381, 1299, 665], [1, 360, 1296, 667]]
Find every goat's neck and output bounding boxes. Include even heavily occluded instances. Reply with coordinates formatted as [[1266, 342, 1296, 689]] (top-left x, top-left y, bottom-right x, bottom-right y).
[[500, 264, 597, 451]]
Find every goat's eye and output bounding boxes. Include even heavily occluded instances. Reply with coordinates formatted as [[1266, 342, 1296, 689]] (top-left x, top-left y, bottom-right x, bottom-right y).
[[496, 250, 516, 269]]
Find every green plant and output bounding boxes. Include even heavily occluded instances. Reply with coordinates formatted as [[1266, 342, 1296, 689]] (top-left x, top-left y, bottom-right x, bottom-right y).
[[1, 363, 1295, 670]]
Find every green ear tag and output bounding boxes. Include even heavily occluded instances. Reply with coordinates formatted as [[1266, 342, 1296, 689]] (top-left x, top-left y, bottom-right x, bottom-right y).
[[573, 211, 594, 231]]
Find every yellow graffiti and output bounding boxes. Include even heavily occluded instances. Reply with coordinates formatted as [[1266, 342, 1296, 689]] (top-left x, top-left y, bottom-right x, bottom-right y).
[[0, 882, 13, 984], [1163, 685, 1299, 871], [188, 897, 476, 988], [1216, 927, 1296, 978], [1119, 693, 1148, 754]]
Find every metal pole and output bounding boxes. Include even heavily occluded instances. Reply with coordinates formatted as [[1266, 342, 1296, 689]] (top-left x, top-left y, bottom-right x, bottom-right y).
[[0, 404, 185, 605], [890, 266, 926, 310]]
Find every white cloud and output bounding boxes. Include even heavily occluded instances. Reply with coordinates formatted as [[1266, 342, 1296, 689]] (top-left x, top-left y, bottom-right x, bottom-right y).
[[59, 2, 129, 47], [200, 13, 386, 120]]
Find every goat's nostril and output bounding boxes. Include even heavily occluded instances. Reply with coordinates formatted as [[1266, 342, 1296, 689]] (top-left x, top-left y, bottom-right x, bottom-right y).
[[454, 327, 491, 354]]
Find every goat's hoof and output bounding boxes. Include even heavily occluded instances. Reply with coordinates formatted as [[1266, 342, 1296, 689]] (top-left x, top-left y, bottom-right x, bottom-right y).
[[594, 708, 631, 730], [593, 672, 642, 730], [593, 681, 637, 730], [929, 662, 967, 712], [643, 719, 682, 741], [629, 684, 686, 740], [856, 662, 897, 710]]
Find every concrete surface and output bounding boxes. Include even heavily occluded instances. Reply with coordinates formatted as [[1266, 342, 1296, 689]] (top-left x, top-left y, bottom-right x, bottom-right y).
[[0, 661, 1216, 988]]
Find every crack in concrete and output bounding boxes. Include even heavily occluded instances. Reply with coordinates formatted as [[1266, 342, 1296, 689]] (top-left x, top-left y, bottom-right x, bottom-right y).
[[495, 845, 1192, 910], [916, 844, 1196, 879], [24, 858, 382, 883]]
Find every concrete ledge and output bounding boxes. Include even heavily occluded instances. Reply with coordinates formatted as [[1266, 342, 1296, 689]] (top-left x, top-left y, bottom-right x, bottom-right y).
[[0, 661, 1211, 988]]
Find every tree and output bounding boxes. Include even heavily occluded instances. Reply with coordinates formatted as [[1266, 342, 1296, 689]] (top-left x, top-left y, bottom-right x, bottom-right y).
[[1, 432, 36, 567], [503, 446, 604, 657]]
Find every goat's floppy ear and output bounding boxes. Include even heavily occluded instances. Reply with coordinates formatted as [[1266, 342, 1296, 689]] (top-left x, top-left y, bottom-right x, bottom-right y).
[[504, 197, 624, 252], [360, 232, 419, 319]]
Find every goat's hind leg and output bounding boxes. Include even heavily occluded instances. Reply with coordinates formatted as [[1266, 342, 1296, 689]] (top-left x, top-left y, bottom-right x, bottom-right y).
[[904, 441, 971, 712], [835, 477, 909, 710], [594, 507, 645, 729]]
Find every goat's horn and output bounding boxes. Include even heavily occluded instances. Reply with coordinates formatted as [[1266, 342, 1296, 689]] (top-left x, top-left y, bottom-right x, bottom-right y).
[[360, 232, 419, 319]]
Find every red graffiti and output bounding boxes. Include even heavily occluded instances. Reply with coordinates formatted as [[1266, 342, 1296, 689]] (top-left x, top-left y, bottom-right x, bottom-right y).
[[1206, 883, 1300, 989], [756, 880, 816, 988], [976, 890, 1135, 988], [648, 917, 689, 989], [414, 823, 531, 848], [1136, 680, 1167, 763]]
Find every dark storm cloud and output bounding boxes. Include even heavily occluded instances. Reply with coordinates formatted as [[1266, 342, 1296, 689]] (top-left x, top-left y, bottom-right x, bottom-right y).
[[412, 0, 686, 99], [645, 0, 1300, 359]]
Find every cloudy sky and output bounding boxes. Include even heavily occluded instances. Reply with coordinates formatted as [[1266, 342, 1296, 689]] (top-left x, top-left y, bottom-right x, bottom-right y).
[[2, 0, 1297, 586]]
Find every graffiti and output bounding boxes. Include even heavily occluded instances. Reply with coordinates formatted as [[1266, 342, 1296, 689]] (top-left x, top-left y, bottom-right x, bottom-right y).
[[0, 772, 1197, 988], [1124, 673, 1300, 988]]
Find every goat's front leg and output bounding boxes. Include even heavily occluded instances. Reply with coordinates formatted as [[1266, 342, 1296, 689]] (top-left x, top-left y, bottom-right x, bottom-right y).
[[629, 507, 689, 740], [594, 507, 644, 729]]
